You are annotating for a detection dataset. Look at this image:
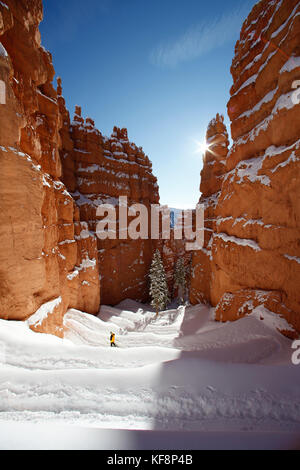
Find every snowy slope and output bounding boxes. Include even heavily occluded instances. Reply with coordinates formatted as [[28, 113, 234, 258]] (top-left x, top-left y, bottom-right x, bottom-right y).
[[0, 301, 300, 449]]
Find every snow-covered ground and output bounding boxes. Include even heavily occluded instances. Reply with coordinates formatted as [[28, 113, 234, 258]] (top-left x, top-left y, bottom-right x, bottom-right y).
[[0, 300, 300, 450]]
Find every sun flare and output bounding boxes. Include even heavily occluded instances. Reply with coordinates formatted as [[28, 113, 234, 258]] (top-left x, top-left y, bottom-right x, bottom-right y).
[[195, 140, 211, 154]]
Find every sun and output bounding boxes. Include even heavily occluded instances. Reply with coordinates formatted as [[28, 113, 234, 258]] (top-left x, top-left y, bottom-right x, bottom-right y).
[[195, 140, 211, 154]]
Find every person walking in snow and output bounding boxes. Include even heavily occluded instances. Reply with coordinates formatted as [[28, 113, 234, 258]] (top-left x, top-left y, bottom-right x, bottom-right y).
[[110, 332, 117, 348]]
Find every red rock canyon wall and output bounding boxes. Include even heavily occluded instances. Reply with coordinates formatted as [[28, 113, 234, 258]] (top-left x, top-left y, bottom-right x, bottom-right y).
[[3, 0, 299, 338], [58, 95, 160, 306], [191, 0, 300, 337], [0, 0, 101, 337], [190, 114, 229, 305], [0, 0, 159, 336]]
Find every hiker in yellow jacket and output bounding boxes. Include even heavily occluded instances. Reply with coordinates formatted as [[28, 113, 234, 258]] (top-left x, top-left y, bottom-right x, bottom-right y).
[[110, 332, 117, 348]]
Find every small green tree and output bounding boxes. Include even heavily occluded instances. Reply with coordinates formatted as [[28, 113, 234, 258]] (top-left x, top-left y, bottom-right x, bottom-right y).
[[149, 249, 170, 316], [174, 258, 186, 305]]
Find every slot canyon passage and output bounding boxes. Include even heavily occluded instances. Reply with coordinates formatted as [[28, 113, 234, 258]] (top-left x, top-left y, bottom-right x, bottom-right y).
[[0, 0, 300, 450]]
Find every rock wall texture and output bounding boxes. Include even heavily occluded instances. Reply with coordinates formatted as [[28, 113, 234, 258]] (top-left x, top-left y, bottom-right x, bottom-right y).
[[0, 0, 183, 336], [5, 0, 298, 339], [190, 114, 229, 305], [0, 0, 100, 336], [191, 0, 300, 337], [58, 96, 160, 306]]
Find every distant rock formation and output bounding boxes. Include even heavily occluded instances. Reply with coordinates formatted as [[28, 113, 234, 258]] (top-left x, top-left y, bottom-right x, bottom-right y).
[[191, 0, 300, 337], [58, 94, 160, 305]]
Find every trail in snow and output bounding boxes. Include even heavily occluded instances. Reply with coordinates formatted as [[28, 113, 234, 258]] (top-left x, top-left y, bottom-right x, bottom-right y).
[[0, 300, 299, 449]]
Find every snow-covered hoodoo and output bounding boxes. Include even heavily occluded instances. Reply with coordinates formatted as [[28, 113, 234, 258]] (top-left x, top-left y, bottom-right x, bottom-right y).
[[191, 0, 300, 337]]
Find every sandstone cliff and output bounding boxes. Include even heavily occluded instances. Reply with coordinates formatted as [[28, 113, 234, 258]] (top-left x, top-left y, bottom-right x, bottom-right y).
[[0, 0, 100, 336], [4, 0, 299, 340], [190, 114, 229, 305], [58, 94, 160, 305], [191, 0, 300, 337], [0, 0, 179, 336]]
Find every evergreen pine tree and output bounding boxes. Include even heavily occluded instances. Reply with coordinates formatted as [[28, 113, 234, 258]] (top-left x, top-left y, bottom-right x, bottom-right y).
[[149, 249, 170, 316], [174, 258, 186, 305]]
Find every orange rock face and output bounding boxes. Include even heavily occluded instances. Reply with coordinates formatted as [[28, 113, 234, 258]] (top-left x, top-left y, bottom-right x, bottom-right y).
[[190, 114, 229, 304], [58, 97, 160, 305], [0, 0, 100, 336], [191, 0, 300, 336], [0, 0, 179, 336]]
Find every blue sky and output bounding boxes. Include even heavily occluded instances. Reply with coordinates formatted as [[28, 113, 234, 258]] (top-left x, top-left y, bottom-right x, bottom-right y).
[[40, 0, 257, 209]]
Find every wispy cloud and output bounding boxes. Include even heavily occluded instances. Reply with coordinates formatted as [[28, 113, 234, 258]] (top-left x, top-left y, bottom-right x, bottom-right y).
[[150, 6, 250, 68], [42, 0, 112, 45]]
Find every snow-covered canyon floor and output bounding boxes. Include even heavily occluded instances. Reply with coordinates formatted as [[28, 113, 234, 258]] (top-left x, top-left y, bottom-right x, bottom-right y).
[[0, 300, 300, 450]]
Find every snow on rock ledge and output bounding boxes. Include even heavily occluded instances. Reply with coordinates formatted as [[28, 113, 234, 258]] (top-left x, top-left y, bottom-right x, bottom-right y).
[[58, 96, 160, 306], [215, 289, 298, 339], [190, 114, 229, 305], [0, 41, 8, 57], [191, 0, 300, 337], [27, 297, 65, 338]]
